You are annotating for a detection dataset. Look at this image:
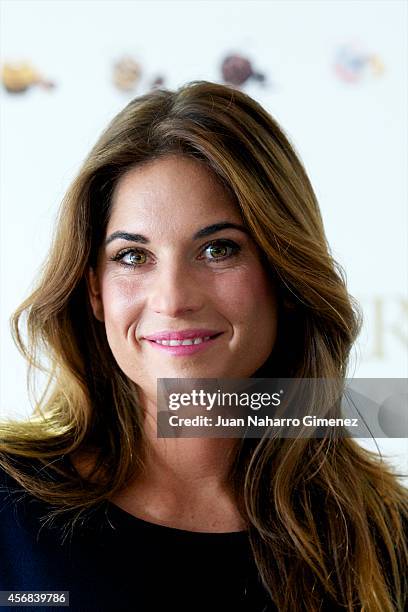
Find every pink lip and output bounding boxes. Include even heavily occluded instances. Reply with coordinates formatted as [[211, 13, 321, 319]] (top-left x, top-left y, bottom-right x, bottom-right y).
[[142, 329, 224, 356]]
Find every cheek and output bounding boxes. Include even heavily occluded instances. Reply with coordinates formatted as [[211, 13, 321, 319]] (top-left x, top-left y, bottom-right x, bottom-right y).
[[213, 267, 276, 331], [101, 277, 143, 333]]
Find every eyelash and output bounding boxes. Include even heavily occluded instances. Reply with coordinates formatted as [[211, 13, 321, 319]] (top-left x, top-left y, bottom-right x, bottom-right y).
[[109, 239, 241, 269]]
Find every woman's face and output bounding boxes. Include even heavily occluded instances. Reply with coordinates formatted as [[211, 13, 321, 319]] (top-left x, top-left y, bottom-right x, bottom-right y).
[[88, 155, 278, 403]]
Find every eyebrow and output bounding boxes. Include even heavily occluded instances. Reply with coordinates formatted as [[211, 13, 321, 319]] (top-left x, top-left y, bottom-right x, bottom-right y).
[[104, 222, 250, 246]]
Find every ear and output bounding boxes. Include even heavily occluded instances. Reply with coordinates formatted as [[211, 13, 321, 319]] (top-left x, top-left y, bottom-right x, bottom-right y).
[[87, 267, 105, 322]]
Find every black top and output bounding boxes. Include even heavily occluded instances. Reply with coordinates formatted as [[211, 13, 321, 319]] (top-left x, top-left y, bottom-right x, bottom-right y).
[[0, 464, 273, 612]]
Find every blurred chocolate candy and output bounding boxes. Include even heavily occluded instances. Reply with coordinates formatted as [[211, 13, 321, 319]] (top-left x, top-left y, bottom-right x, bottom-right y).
[[1, 61, 55, 93], [221, 54, 265, 86], [112, 56, 142, 92]]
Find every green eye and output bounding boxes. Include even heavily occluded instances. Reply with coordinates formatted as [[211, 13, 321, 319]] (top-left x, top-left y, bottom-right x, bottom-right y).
[[127, 251, 147, 265], [207, 244, 230, 258], [202, 240, 240, 262], [111, 248, 148, 267]]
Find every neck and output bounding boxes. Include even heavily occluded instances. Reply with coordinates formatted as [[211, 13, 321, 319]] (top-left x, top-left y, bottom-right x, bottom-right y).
[[142, 396, 239, 496], [127, 399, 245, 531]]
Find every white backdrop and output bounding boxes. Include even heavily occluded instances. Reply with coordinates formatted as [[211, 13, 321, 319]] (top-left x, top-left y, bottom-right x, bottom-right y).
[[1, 1, 407, 477]]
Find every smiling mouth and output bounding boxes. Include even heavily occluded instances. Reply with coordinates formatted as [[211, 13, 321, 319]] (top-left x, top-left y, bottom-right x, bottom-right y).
[[150, 333, 222, 346], [145, 333, 223, 354]]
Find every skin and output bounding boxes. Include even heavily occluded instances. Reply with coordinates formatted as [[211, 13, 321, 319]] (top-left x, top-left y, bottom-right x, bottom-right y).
[[86, 154, 278, 531]]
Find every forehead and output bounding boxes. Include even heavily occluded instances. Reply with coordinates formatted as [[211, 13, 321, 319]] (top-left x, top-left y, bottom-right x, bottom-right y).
[[107, 155, 242, 234]]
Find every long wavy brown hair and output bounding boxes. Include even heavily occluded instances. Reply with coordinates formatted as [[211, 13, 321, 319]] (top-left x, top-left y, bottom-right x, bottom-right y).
[[1, 81, 406, 611]]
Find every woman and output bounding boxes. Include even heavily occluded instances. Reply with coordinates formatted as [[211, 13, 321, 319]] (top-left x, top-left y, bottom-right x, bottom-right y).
[[0, 81, 406, 611]]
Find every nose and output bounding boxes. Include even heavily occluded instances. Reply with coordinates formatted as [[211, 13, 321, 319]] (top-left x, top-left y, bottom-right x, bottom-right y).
[[148, 260, 204, 317]]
